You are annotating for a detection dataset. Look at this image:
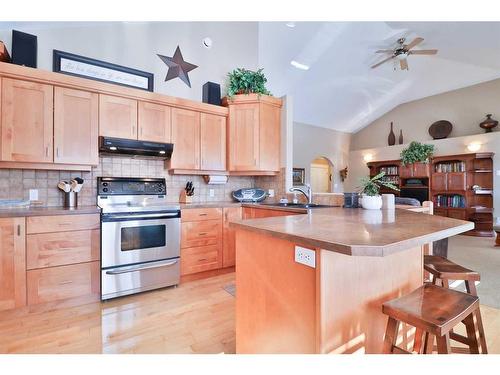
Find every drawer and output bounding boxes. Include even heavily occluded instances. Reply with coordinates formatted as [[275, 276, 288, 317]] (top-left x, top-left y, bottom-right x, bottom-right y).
[[27, 261, 100, 305], [447, 209, 467, 220], [181, 245, 221, 275], [181, 220, 222, 248], [27, 229, 100, 270], [27, 214, 100, 234], [181, 208, 222, 222]]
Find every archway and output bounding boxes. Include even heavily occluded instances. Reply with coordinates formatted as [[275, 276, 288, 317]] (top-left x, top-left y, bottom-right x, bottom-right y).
[[310, 156, 333, 193]]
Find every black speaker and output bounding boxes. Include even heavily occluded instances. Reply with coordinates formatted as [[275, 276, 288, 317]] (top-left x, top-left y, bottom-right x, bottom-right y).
[[202, 82, 221, 106], [11, 30, 37, 68]]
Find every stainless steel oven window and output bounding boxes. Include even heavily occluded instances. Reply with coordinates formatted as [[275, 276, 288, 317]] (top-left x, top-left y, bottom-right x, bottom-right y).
[[120, 224, 166, 251]]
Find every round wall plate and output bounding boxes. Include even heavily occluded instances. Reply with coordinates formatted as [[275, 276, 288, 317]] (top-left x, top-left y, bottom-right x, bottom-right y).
[[429, 120, 453, 139]]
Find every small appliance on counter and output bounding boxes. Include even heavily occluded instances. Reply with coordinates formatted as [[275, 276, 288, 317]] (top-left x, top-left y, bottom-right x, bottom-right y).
[[232, 188, 267, 203], [343, 192, 360, 208], [58, 177, 84, 207]]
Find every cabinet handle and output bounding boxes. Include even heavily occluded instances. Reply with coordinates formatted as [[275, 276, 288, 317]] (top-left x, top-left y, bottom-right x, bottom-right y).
[[56, 148, 59, 158], [198, 258, 208, 262], [45, 146, 49, 157], [59, 280, 73, 285], [17, 225, 21, 236], [198, 232, 208, 236], [199, 213, 208, 216]]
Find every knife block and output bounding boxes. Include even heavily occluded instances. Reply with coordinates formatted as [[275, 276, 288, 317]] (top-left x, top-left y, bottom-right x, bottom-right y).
[[179, 190, 193, 204]]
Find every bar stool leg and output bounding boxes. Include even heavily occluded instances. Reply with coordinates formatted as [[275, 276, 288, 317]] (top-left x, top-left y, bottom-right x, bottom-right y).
[[465, 281, 488, 354], [436, 333, 451, 354], [413, 327, 425, 353], [383, 317, 400, 353], [463, 313, 480, 354], [424, 333, 434, 354]]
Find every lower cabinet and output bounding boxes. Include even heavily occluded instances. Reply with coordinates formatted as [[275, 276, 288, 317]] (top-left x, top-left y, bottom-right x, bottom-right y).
[[222, 207, 242, 268], [0, 217, 26, 312]]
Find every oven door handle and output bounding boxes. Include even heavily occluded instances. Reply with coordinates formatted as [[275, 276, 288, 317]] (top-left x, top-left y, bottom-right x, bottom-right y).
[[104, 212, 179, 220], [105, 259, 179, 275]]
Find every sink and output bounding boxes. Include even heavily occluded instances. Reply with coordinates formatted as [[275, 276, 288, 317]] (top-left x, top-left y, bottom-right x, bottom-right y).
[[258, 203, 333, 209]]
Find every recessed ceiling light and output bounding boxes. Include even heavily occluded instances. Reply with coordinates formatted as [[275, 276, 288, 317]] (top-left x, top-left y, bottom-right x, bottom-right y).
[[286, 22, 296, 28], [290, 60, 309, 70]]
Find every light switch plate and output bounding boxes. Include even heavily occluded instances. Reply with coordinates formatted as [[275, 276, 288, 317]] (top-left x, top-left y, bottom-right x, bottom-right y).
[[268, 189, 275, 197], [295, 246, 315, 268], [29, 189, 38, 201], [209, 189, 215, 197]]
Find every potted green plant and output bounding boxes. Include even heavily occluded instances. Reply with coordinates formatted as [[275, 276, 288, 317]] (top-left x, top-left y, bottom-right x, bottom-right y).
[[357, 172, 399, 210], [400, 141, 434, 166], [226, 68, 272, 98]]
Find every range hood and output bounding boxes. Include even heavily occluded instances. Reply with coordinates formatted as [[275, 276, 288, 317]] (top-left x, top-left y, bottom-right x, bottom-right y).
[[99, 136, 173, 159]]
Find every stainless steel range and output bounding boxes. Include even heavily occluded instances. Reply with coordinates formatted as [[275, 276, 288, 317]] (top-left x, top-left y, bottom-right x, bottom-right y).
[[97, 177, 181, 300]]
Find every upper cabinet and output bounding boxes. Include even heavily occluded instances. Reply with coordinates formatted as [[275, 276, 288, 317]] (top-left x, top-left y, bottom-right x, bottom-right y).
[[138, 101, 171, 143], [99, 94, 138, 139], [54, 87, 99, 165], [200, 113, 226, 171], [223, 94, 282, 174], [1, 78, 53, 163], [170, 108, 200, 170]]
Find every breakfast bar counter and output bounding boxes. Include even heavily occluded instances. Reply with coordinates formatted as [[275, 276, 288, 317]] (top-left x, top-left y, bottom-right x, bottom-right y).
[[231, 207, 474, 354]]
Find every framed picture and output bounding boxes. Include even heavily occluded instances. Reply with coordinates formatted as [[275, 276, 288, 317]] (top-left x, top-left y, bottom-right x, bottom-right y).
[[53, 50, 154, 91], [292, 168, 305, 186]]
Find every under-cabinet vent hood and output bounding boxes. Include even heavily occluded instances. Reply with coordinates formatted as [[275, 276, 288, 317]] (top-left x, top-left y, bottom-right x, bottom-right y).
[[99, 136, 173, 159]]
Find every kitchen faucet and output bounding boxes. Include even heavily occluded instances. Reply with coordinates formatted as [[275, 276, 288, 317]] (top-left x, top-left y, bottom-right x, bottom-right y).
[[289, 184, 313, 205]]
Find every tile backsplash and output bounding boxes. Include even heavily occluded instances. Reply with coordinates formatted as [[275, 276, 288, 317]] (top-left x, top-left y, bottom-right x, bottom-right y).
[[0, 156, 260, 207]]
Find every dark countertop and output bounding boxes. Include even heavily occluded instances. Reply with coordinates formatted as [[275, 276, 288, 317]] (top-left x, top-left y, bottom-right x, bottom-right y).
[[0, 205, 101, 218], [230, 207, 474, 257]]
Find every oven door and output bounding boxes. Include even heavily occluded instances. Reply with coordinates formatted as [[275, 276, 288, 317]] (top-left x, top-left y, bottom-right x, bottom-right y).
[[101, 211, 180, 269]]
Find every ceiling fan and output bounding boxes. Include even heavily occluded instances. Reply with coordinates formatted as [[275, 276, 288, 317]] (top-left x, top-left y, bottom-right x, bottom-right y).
[[371, 37, 438, 70]]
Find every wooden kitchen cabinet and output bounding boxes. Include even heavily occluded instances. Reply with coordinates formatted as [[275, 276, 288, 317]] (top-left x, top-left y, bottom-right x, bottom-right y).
[[0, 217, 26, 312], [223, 94, 282, 174], [447, 172, 467, 191], [170, 108, 200, 170], [138, 101, 171, 143], [1, 78, 53, 163], [200, 113, 226, 171], [54, 87, 99, 165], [99, 94, 138, 139], [431, 173, 447, 191], [400, 162, 430, 179], [222, 207, 242, 268]]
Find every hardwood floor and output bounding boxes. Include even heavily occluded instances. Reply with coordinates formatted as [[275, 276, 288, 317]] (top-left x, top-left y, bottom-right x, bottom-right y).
[[0, 271, 499, 354], [0, 273, 235, 354]]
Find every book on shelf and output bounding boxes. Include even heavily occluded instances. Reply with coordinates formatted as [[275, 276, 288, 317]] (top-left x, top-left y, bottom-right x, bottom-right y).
[[434, 161, 466, 173], [433, 194, 465, 208], [379, 166, 398, 175]]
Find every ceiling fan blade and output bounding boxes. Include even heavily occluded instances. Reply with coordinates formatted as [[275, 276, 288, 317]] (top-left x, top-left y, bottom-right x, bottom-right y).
[[371, 55, 395, 69], [400, 58, 408, 70], [409, 49, 438, 55], [405, 37, 424, 50], [375, 49, 394, 53]]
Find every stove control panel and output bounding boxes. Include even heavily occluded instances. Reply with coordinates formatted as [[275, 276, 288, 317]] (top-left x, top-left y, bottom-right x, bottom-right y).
[[98, 177, 166, 195]]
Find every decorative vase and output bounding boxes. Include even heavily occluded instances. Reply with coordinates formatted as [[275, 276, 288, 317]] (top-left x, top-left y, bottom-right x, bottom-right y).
[[360, 195, 383, 210], [388, 122, 396, 146], [479, 114, 498, 133], [399, 129, 404, 144]]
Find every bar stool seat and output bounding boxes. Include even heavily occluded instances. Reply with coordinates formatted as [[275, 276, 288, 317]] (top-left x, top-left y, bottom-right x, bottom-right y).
[[382, 284, 484, 354], [424, 255, 480, 282]]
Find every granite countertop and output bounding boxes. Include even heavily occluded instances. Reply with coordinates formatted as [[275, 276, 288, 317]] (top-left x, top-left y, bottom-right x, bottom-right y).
[[0, 205, 101, 218], [230, 207, 474, 257]]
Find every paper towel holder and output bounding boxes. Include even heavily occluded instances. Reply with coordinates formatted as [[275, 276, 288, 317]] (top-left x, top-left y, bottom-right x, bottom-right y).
[[203, 175, 228, 185]]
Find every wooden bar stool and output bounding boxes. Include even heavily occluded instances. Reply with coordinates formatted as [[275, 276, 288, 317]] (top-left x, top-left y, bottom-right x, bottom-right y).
[[382, 284, 484, 354], [423, 255, 487, 353]]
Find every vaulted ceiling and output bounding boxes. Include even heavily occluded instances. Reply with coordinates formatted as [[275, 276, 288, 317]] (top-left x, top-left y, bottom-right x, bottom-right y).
[[258, 22, 500, 133]]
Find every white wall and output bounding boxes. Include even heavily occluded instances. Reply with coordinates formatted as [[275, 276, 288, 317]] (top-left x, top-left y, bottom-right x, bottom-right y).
[[293, 122, 351, 193], [345, 132, 500, 217], [0, 22, 259, 101]]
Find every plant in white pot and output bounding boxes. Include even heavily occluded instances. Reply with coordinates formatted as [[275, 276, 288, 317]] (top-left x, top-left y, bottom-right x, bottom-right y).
[[357, 172, 399, 210]]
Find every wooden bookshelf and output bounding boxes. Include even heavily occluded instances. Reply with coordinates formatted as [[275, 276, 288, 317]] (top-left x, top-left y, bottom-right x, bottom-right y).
[[367, 159, 401, 196]]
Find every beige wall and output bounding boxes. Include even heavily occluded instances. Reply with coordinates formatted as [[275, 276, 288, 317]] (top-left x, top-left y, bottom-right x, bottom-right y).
[[351, 78, 500, 151], [293, 122, 351, 193]]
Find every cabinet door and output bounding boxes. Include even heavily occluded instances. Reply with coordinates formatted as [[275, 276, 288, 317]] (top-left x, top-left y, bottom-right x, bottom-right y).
[[1, 78, 53, 162], [200, 113, 226, 171], [54, 87, 98, 165], [412, 162, 430, 178], [433, 208, 448, 217], [259, 102, 281, 172], [223, 207, 242, 268], [447, 172, 466, 191], [0, 217, 26, 311], [99, 94, 138, 139], [431, 174, 447, 191], [228, 103, 259, 171], [170, 108, 200, 170], [138, 101, 171, 143], [399, 165, 413, 178], [447, 209, 467, 220]]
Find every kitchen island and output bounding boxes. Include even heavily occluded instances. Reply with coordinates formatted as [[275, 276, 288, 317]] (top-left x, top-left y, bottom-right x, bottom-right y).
[[231, 207, 473, 354]]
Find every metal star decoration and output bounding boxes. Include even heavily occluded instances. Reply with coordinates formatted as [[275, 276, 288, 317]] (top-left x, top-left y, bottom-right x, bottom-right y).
[[157, 46, 198, 87]]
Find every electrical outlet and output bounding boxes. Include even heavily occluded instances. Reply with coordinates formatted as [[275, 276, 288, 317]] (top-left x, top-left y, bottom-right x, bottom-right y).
[[268, 189, 275, 198], [295, 246, 315, 268], [29, 189, 38, 201], [209, 189, 215, 197]]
